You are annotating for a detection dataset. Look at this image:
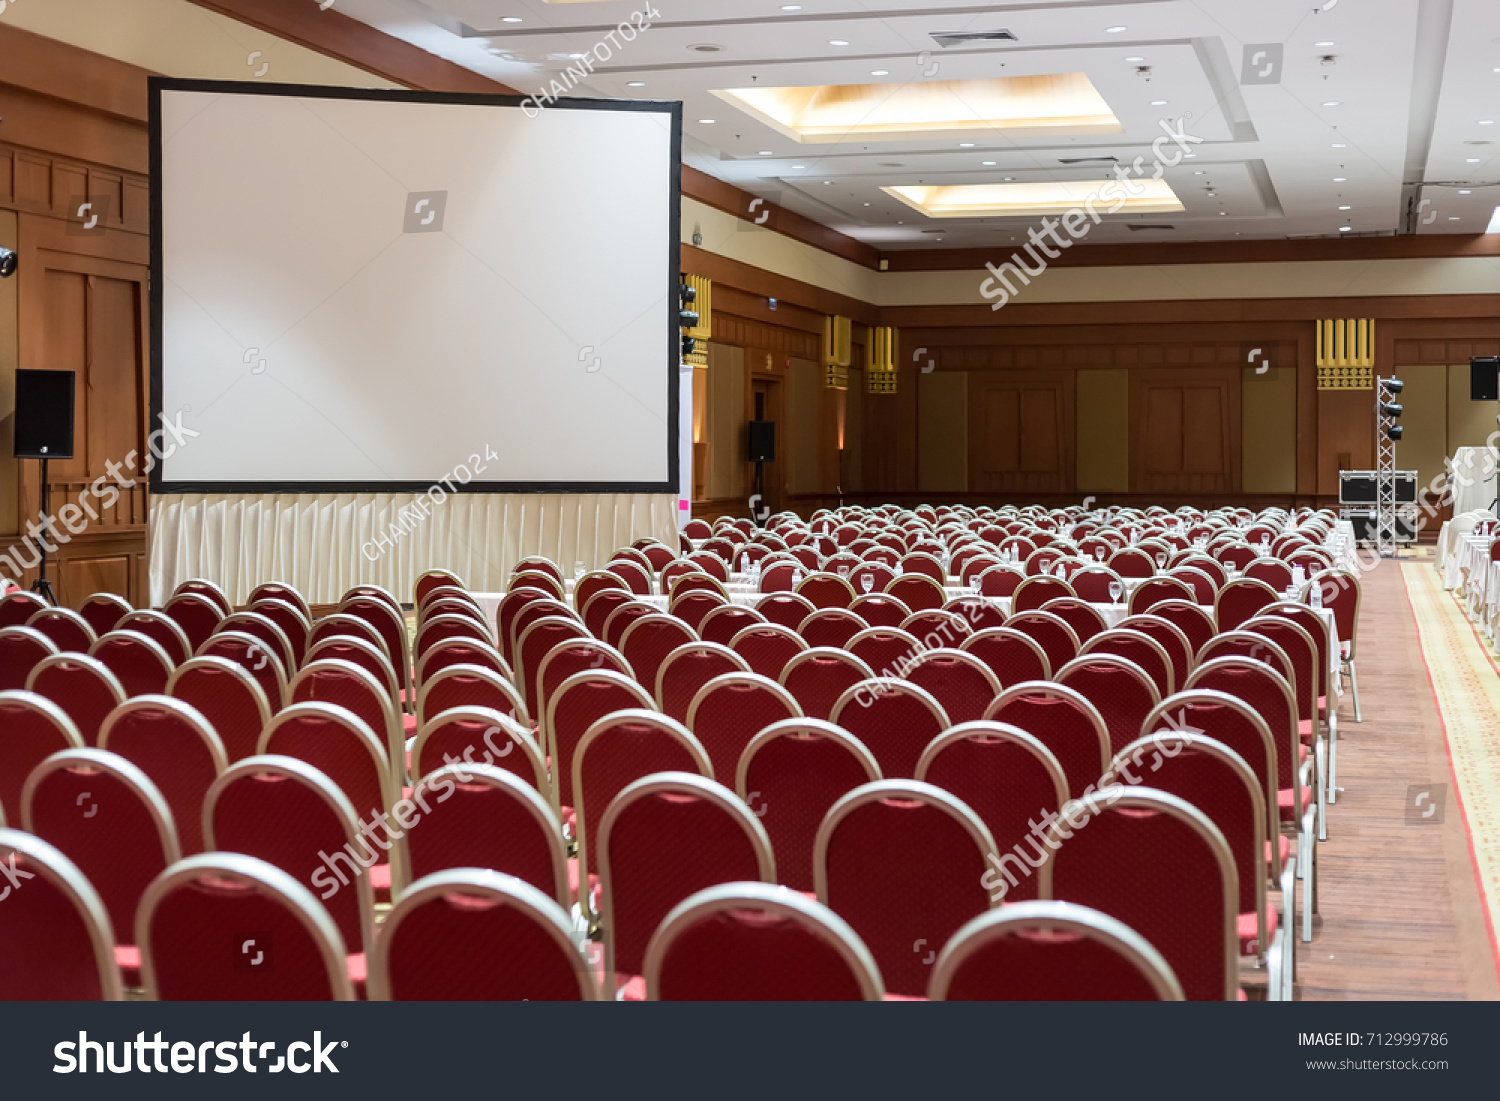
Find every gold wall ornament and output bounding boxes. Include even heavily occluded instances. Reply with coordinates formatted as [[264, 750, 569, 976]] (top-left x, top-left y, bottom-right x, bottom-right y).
[[1315, 318, 1374, 389], [866, 325, 899, 394], [822, 315, 852, 368]]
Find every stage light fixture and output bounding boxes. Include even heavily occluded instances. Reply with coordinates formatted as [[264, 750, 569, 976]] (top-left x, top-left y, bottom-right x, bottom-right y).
[[1380, 377, 1404, 394], [1379, 402, 1403, 418], [1386, 425, 1403, 440]]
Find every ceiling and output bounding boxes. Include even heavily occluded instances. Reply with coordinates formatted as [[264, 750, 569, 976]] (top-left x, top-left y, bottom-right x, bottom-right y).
[[327, 0, 1500, 250]]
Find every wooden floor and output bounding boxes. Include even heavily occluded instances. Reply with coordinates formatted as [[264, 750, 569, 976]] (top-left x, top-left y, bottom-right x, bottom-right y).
[[1296, 549, 1499, 1000]]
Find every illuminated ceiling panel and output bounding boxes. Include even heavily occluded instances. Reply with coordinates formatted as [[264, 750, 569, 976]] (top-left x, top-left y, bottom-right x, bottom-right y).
[[712, 73, 1121, 144], [883, 179, 1184, 219]]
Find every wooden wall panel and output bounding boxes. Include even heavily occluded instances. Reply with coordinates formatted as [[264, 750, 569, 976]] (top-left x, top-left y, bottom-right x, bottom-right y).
[[1130, 370, 1239, 494], [967, 372, 1073, 494], [917, 369, 967, 493], [1076, 368, 1130, 493]]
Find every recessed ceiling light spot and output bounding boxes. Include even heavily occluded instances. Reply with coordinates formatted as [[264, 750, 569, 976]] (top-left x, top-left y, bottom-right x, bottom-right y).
[[698, 119, 715, 124], [982, 160, 996, 165], [1315, 40, 1334, 47], [501, 16, 522, 23], [1338, 205, 1351, 210], [1333, 177, 1347, 182], [1124, 56, 1145, 62], [958, 142, 975, 147], [626, 81, 645, 87], [1468, 158, 1482, 163], [1460, 189, 1473, 194], [1482, 120, 1496, 125], [1339, 226, 1352, 232], [870, 69, 889, 76], [759, 150, 774, 156], [1322, 101, 1341, 107], [1332, 143, 1347, 148], [1150, 100, 1168, 106], [780, 3, 802, 8], [1450, 216, 1461, 220], [1105, 26, 1127, 33], [829, 39, 849, 46]]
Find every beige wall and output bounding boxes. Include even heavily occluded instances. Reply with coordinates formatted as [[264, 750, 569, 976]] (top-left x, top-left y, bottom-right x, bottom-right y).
[[1242, 365, 1297, 493], [1392, 364, 1449, 491], [704, 342, 745, 501], [917, 370, 967, 493], [843, 369, 865, 494], [1076, 369, 1130, 493], [8, 0, 397, 86]]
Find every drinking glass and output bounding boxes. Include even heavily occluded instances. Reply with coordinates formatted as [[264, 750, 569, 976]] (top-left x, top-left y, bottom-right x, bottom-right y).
[[1108, 581, 1123, 603], [838, 564, 850, 580], [1154, 552, 1166, 570], [861, 573, 874, 594], [574, 561, 585, 582], [1094, 548, 1105, 563]]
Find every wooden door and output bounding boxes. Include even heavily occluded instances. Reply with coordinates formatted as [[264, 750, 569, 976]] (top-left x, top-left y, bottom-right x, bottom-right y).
[[967, 371, 1074, 494], [1130, 369, 1240, 495]]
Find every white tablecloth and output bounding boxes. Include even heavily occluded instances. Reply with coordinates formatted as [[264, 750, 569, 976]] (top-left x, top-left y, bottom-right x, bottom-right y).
[[1450, 447, 1498, 517]]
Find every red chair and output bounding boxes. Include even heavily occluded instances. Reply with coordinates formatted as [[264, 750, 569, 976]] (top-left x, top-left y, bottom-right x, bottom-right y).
[[1038, 597, 1106, 646], [972, 565, 1023, 599], [929, 901, 1184, 1001], [514, 556, 564, 586], [417, 664, 527, 729], [619, 614, 697, 702], [1107, 548, 1155, 579], [497, 586, 555, 662], [532, 638, 628, 728], [0, 690, 84, 821], [728, 623, 808, 681], [401, 763, 569, 909], [172, 578, 232, 616], [901, 609, 972, 650], [138, 853, 354, 1000], [513, 570, 565, 602], [249, 598, 312, 667], [776, 649, 873, 722], [338, 596, 411, 704], [735, 719, 879, 893], [515, 616, 591, 719], [247, 582, 311, 620], [916, 721, 1067, 903], [602, 601, 657, 651], [1056, 654, 1161, 757], [288, 659, 402, 787], [161, 593, 224, 653], [645, 882, 884, 1001], [1041, 788, 1239, 1001], [1149, 600, 1217, 659], [312, 612, 389, 659], [544, 671, 654, 825], [410, 706, 545, 793], [1179, 555, 1227, 588], [667, 571, 728, 604], [691, 550, 733, 581], [1127, 576, 1195, 617], [754, 592, 815, 632], [25, 654, 124, 748], [79, 593, 132, 639], [414, 613, 492, 658], [1196, 630, 1294, 683], [683, 519, 712, 540], [0, 591, 47, 629], [795, 608, 865, 650], [609, 559, 653, 596], [1005, 610, 1080, 676], [25, 608, 95, 654], [847, 593, 912, 629], [573, 712, 714, 915], [166, 656, 270, 765], [1116, 725, 1286, 998], [99, 697, 226, 855], [1167, 566, 1217, 605], [903, 649, 1001, 724], [943, 595, 1005, 632], [697, 604, 765, 647], [574, 570, 628, 616], [258, 700, 406, 898], [369, 869, 594, 1000], [960, 627, 1050, 687], [112, 611, 191, 666], [204, 756, 376, 986], [600, 773, 774, 995], [0, 626, 58, 691], [656, 642, 749, 724], [1245, 557, 1295, 593], [415, 638, 512, 693], [1116, 614, 1194, 697], [1066, 565, 1120, 604], [581, 589, 636, 639], [197, 630, 287, 714], [89, 630, 174, 698], [830, 679, 949, 780], [0, 829, 124, 999], [413, 568, 465, 609], [985, 684, 1111, 802], [686, 672, 802, 782], [669, 589, 727, 632], [850, 562, 898, 597], [217, 611, 296, 679], [640, 542, 678, 571], [1082, 628, 1175, 697], [795, 572, 857, 611], [885, 574, 945, 613], [899, 552, 946, 585], [22, 748, 180, 982], [815, 780, 994, 997]]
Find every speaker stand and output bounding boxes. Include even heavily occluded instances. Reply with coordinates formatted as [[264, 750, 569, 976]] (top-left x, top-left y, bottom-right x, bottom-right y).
[[30, 457, 57, 607]]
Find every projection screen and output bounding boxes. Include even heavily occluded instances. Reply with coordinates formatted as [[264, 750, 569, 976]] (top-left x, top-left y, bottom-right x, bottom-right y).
[[150, 79, 680, 494]]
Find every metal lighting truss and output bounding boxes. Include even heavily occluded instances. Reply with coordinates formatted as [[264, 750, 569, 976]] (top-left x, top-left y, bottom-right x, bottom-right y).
[[1374, 378, 1401, 558]]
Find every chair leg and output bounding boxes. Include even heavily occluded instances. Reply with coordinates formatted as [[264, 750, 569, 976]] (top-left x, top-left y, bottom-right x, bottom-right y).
[[1326, 715, 1339, 808], [1346, 658, 1361, 723], [1316, 739, 1329, 840]]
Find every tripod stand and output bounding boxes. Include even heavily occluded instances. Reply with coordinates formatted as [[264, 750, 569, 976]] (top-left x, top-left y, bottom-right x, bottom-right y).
[[30, 457, 57, 606]]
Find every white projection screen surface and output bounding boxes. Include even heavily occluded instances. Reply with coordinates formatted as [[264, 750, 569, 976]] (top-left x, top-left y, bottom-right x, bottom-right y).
[[151, 80, 680, 493]]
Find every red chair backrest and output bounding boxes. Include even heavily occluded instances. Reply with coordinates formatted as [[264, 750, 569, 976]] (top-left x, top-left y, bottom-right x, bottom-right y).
[[903, 650, 1001, 725], [0, 830, 121, 1000], [960, 627, 1050, 687], [534, 639, 628, 723], [162, 593, 224, 653], [602, 602, 656, 650], [728, 623, 807, 681], [249, 599, 311, 667], [287, 662, 398, 781], [737, 720, 879, 893], [1056, 655, 1161, 756], [216, 612, 294, 678], [516, 617, 590, 718], [655, 643, 748, 724], [1004, 611, 1079, 676], [885, 574, 945, 612], [669, 590, 727, 632], [697, 604, 765, 647], [416, 638, 510, 691], [99, 698, 225, 855], [1116, 615, 1193, 698], [601, 774, 771, 979], [581, 589, 635, 639], [686, 672, 802, 782], [619, 615, 697, 702], [497, 587, 553, 661], [0, 627, 59, 692], [916, 722, 1068, 902], [1083, 629, 1174, 697], [1186, 659, 1298, 792], [78, 594, 132, 639], [545, 672, 654, 811], [25, 609, 96, 654], [167, 657, 271, 764], [197, 631, 286, 714], [418, 664, 527, 728], [943, 595, 1005, 632], [1128, 577, 1195, 616], [754, 592, 815, 631], [412, 707, 544, 792], [985, 685, 1110, 801], [1038, 597, 1106, 646], [89, 630, 174, 698], [26, 654, 125, 748], [830, 680, 949, 779], [816, 781, 994, 997], [777, 649, 875, 722], [0, 591, 47, 629], [22, 748, 179, 948], [795, 573, 856, 611], [798, 608, 867, 650]]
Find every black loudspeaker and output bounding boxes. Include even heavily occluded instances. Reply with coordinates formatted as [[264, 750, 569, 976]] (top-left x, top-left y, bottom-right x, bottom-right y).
[[1471, 356, 1499, 401], [748, 420, 776, 463], [14, 370, 75, 459]]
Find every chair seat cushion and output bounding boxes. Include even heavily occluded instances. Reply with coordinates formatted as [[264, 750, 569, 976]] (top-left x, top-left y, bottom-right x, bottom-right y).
[[1238, 904, 1277, 957], [115, 944, 141, 989]]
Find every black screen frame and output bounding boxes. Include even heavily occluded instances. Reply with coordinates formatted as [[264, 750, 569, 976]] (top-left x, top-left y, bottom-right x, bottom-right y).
[[148, 77, 682, 496]]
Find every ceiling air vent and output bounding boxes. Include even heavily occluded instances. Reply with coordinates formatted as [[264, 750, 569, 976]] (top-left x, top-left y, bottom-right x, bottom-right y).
[[1058, 156, 1118, 165], [929, 30, 1018, 48], [1126, 224, 1176, 231]]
